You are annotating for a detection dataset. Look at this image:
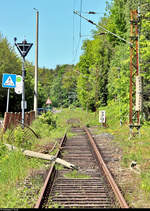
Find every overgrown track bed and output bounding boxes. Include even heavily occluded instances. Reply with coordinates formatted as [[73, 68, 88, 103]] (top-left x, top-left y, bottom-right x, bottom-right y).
[[35, 127, 128, 208]]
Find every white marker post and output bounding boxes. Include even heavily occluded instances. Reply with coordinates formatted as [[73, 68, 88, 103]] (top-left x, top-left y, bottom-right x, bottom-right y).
[[99, 110, 106, 127]]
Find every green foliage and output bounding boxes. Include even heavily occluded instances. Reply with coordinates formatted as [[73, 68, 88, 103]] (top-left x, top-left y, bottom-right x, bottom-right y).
[[99, 100, 124, 128], [31, 112, 57, 139], [76, 35, 111, 111], [49, 64, 78, 108], [31, 119, 52, 138], [106, 0, 128, 44], [39, 111, 56, 128], [0, 33, 22, 115], [140, 4, 150, 120], [107, 43, 130, 121]]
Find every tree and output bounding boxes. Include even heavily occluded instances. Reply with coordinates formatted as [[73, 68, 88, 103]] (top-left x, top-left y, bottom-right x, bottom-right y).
[[0, 33, 22, 115], [76, 16, 112, 111], [50, 65, 78, 108], [139, 2, 150, 120]]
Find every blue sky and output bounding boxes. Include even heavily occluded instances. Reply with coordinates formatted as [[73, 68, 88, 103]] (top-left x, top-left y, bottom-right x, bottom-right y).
[[0, 0, 109, 69]]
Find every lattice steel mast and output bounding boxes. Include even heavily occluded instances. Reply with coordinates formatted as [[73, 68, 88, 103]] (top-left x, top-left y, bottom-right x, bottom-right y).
[[129, 9, 142, 136]]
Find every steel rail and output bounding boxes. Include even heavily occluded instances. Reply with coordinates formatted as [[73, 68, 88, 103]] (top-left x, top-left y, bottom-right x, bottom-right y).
[[83, 126, 129, 208], [34, 133, 67, 208]]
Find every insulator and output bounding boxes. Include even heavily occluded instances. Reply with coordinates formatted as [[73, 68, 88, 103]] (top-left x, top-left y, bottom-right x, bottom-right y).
[[135, 76, 142, 111]]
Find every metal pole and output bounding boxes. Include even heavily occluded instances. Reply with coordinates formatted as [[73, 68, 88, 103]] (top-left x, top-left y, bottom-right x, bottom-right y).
[[138, 4, 141, 75], [34, 10, 39, 117], [6, 88, 10, 112], [129, 11, 133, 127], [135, 10, 140, 126], [138, 4, 141, 127], [22, 57, 25, 129]]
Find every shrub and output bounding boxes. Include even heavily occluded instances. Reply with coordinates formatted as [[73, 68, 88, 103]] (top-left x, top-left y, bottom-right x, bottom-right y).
[[38, 111, 56, 128], [31, 111, 57, 138]]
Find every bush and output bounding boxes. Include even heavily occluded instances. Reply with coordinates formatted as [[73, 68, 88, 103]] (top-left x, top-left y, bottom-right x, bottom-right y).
[[38, 111, 56, 128], [31, 111, 57, 138]]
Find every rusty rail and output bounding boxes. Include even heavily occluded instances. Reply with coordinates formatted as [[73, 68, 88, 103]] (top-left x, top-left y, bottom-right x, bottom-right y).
[[84, 127, 129, 208], [34, 133, 67, 208]]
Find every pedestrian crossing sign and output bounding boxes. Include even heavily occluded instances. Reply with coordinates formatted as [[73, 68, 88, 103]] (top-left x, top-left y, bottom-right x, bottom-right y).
[[2, 73, 16, 88]]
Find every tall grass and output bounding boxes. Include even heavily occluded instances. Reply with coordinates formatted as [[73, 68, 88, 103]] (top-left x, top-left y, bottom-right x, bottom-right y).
[[0, 151, 27, 185], [55, 107, 99, 128]]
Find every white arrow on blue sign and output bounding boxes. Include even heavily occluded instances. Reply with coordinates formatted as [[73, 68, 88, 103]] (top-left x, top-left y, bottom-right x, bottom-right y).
[[2, 73, 16, 88]]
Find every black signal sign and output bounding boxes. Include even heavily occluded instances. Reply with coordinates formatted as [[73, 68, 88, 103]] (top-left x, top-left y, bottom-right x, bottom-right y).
[[15, 40, 33, 58]]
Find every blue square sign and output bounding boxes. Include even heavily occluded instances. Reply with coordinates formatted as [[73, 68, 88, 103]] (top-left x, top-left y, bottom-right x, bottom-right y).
[[2, 73, 16, 88]]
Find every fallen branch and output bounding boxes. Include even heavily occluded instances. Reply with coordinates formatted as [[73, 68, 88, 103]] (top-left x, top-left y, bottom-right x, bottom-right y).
[[5, 144, 78, 170]]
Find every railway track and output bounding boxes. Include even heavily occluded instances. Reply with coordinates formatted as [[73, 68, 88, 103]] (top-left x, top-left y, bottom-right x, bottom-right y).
[[35, 127, 129, 208]]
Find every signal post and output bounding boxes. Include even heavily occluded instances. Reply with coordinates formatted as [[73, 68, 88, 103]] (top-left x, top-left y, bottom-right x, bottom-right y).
[[14, 38, 33, 128]]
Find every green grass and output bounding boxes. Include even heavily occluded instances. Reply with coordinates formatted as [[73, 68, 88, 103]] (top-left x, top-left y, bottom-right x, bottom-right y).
[[54, 107, 99, 128], [0, 151, 27, 185], [0, 148, 47, 208], [64, 169, 91, 179]]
